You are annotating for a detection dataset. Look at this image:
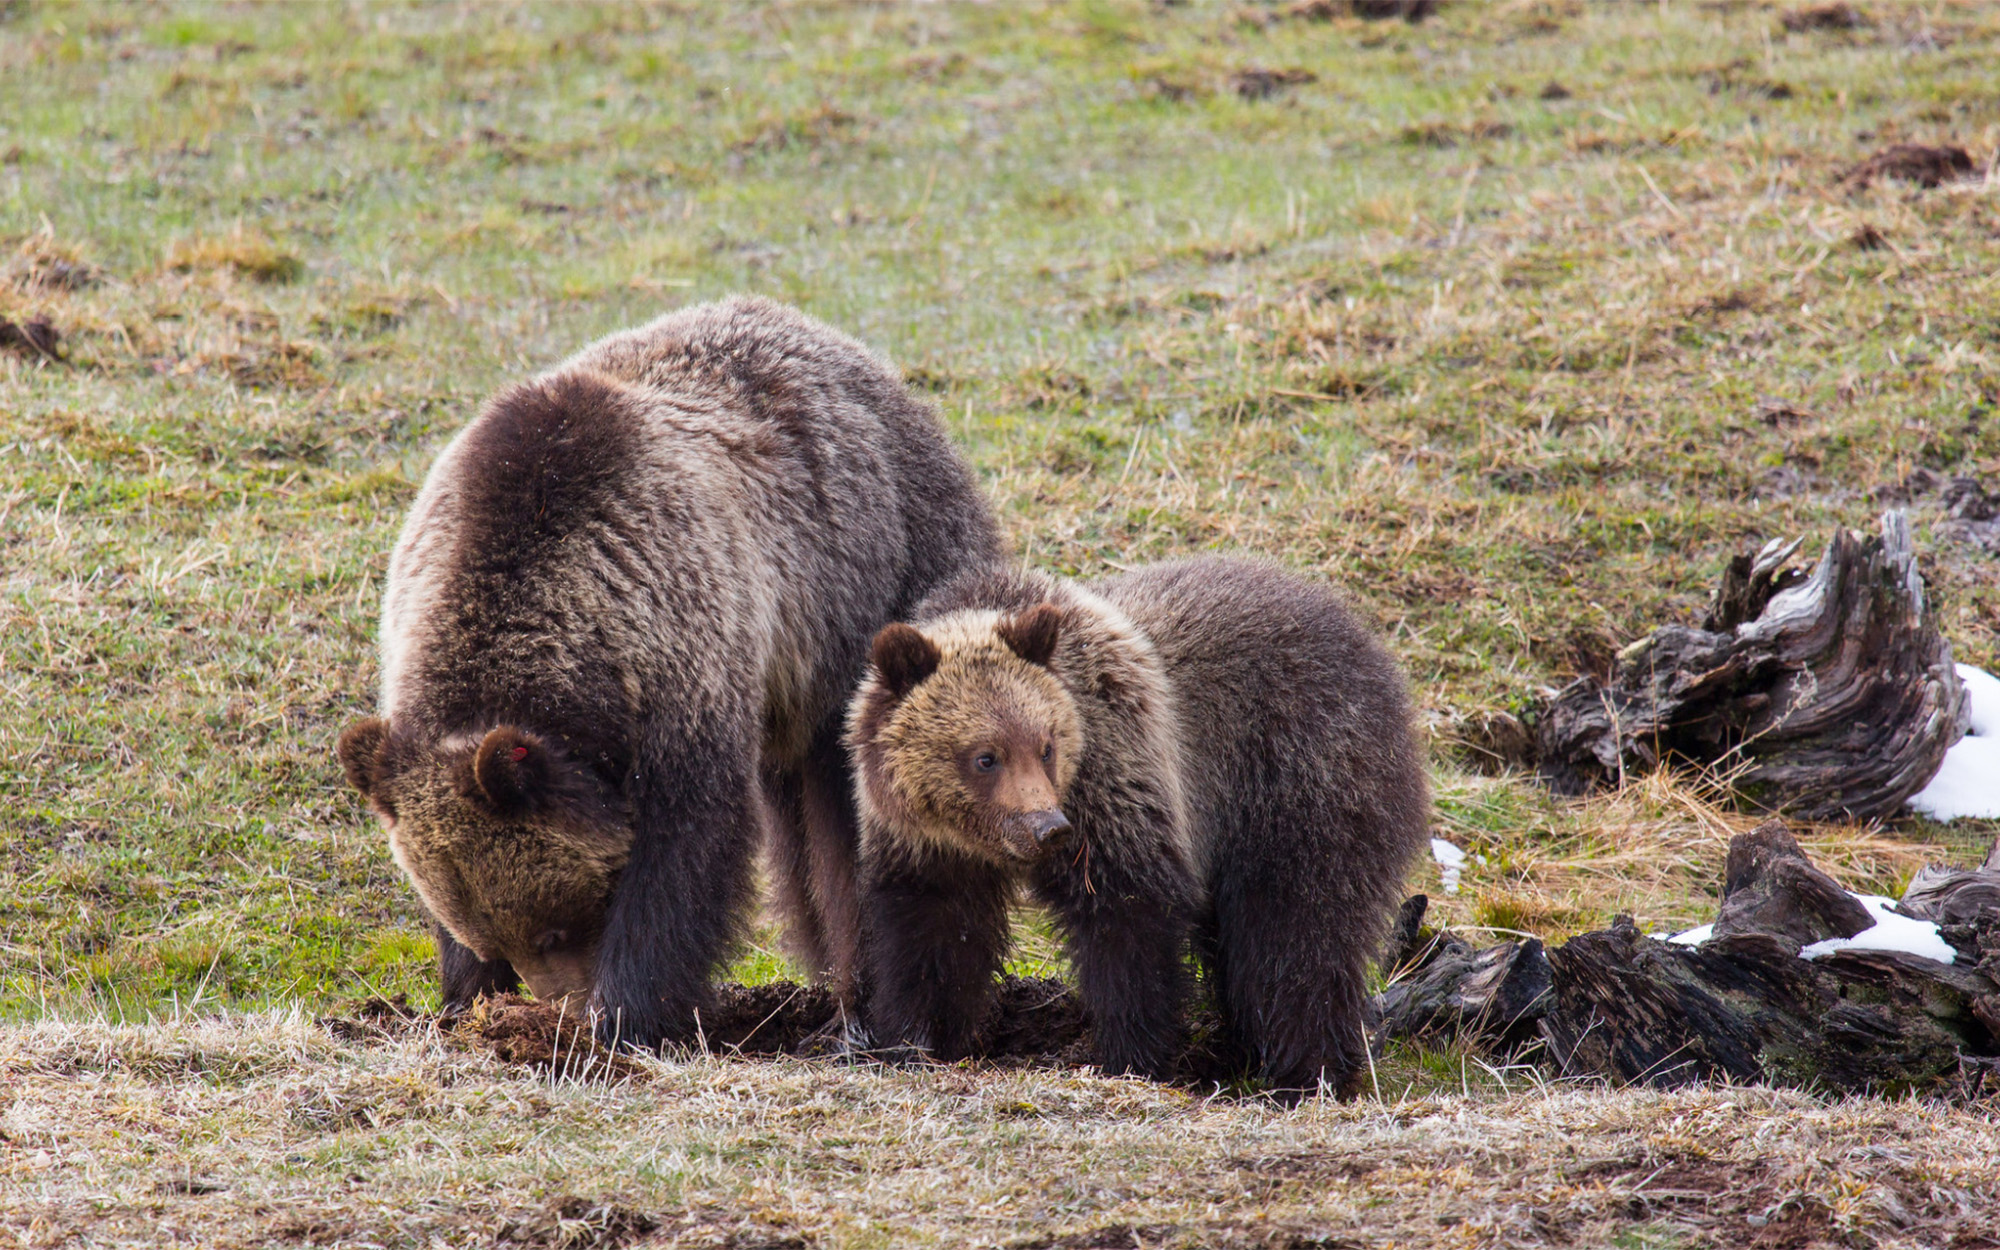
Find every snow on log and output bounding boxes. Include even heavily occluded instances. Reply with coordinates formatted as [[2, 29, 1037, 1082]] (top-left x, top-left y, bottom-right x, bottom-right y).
[[1908, 666, 2000, 820], [1536, 511, 1969, 821], [1538, 829, 2000, 1094]]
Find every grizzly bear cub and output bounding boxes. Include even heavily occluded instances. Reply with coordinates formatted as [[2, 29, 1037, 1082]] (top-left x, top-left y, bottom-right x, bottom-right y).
[[336, 297, 998, 1048], [846, 558, 1429, 1093]]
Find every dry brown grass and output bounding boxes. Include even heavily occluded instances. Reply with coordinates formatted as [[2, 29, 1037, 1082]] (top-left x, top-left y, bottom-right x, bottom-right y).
[[3, 1012, 1997, 1248], [1418, 769, 1952, 943], [163, 226, 306, 285]]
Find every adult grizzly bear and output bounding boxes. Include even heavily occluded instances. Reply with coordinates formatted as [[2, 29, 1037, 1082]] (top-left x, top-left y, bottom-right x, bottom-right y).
[[846, 558, 1428, 1094], [336, 297, 999, 1048]]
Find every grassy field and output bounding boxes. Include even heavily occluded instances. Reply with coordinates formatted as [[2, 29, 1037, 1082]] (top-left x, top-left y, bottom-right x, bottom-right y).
[[4, 0, 2000, 1244]]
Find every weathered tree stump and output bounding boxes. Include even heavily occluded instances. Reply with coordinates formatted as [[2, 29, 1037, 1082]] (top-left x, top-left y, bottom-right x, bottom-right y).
[[1537, 830, 2000, 1094], [1371, 896, 1552, 1052], [1536, 512, 1969, 821]]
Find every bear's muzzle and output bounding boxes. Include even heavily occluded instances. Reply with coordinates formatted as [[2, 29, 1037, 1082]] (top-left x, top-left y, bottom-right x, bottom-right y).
[[1002, 808, 1072, 859]]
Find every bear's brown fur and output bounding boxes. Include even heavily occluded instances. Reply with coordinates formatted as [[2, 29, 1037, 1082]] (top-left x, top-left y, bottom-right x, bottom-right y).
[[337, 296, 999, 1046], [847, 557, 1429, 1093]]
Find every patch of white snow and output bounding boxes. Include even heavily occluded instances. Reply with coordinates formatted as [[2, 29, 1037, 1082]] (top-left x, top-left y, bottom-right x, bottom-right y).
[[1659, 895, 1955, 964], [1431, 837, 1467, 896], [1959, 664, 2000, 737], [1908, 665, 2000, 821], [1800, 894, 1956, 964]]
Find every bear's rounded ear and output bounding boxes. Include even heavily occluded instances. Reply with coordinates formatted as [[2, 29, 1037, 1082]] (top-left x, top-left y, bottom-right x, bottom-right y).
[[472, 726, 551, 816], [336, 718, 391, 799], [871, 623, 941, 699], [997, 603, 1063, 669]]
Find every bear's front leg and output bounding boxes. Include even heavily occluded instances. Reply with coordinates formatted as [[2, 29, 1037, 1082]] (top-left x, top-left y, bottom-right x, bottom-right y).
[[861, 846, 1014, 1062], [435, 920, 520, 1013], [1035, 838, 1196, 1080], [591, 741, 761, 1050]]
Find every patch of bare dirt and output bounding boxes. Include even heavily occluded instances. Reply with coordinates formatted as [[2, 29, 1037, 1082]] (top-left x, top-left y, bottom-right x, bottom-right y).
[[1843, 143, 1978, 189], [0, 315, 61, 361], [701, 980, 844, 1053], [440, 978, 1262, 1086], [1850, 221, 1889, 250], [1011, 1224, 1178, 1250], [460, 994, 647, 1078], [495, 1197, 659, 1249], [1229, 68, 1317, 102], [1351, 0, 1436, 21], [320, 993, 430, 1043], [1781, 4, 1872, 32], [977, 975, 1094, 1065]]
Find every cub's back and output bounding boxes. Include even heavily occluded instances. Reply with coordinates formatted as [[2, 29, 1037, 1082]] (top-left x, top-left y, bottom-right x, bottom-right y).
[[1093, 558, 1425, 853]]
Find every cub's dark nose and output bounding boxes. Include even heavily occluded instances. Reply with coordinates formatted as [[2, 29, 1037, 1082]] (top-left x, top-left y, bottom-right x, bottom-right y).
[[1027, 809, 1071, 846]]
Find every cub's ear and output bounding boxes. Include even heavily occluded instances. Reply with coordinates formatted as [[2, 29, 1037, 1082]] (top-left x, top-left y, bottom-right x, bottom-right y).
[[471, 726, 552, 816], [997, 603, 1063, 668], [871, 623, 941, 699], [336, 718, 391, 799]]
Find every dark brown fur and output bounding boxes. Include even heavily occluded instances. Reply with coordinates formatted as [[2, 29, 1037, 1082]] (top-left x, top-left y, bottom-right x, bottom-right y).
[[847, 558, 1429, 1094], [337, 297, 999, 1046]]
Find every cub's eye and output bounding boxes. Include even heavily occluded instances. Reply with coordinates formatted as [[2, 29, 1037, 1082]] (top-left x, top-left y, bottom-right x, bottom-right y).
[[974, 752, 998, 772], [534, 929, 569, 955], [1040, 742, 1054, 762]]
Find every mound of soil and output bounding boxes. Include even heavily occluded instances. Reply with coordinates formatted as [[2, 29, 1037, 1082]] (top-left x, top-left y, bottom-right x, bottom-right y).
[[462, 995, 649, 1079], [1229, 68, 1317, 102], [1781, 3, 1871, 31], [0, 316, 60, 361], [320, 993, 432, 1043], [1843, 143, 1978, 190]]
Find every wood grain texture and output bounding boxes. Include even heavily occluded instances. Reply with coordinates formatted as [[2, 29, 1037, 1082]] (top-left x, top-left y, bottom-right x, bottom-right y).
[[1536, 512, 1969, 820]]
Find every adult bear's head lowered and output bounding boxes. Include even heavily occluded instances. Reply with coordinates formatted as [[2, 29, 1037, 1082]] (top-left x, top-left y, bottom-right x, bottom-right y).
[[336, 717, 630, 1003], [846, 604, 1084, 865]]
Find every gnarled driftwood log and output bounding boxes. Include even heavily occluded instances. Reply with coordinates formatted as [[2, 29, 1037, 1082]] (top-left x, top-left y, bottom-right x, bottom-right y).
[[1536, 511, 1968, 820], [1371, 895, 1552, 1052], [1898, 837, 2000, 930], [1538, 830, 2000, 1094]]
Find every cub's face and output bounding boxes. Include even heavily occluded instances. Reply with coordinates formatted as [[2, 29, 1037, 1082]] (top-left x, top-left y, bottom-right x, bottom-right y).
[[335, 719, 630, 1004], [849, 604, 1085, 865]]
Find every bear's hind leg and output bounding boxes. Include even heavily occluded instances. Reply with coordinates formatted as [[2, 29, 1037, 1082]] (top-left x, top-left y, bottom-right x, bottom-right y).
[[798, 724, 864, 1001], [761, 762, 833, 987], [1208, 856, 1372, 1098]]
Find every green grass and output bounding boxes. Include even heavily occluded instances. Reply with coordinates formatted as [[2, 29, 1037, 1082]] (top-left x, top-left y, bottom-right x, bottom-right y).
[[4, 0, 1999, 1027]]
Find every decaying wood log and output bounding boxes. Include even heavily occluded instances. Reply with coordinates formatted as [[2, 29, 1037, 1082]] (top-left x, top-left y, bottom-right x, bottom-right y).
[[1710, 820, 1873, 946], [1371, 896, 1552, 1051], [1379, 893, 1438, 980], [1536, 512, 1969, 821], [1538, 829, 2000, 1094], [1540, 919, 1996, 1093], [1898, 837, 2000, 930]]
